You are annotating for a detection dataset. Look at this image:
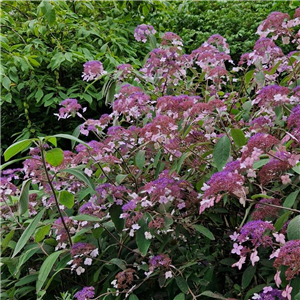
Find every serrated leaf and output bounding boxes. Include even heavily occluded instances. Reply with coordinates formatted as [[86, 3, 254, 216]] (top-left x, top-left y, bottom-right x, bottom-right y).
[[58, 191, 74, 208], [242, 265, 256, 289], [45, 148, 64, 167], [36, 250, 64, 294], [4, 139, 34, 161], [283, 190, 299, 208], [213, 135, 231, 171], [19, 179, 32, 215], [287, 215, 300, 240], [12, 208, 46, 258], [230, 128, 246, 147], [35, 225, 51, 243], [135, 150, 145, 170], [175, 276, 189, 294], [193, 224, 215, 240]]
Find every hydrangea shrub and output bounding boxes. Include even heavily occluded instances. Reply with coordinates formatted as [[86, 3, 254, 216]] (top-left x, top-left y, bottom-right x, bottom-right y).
[[1, 8, 300, 300]]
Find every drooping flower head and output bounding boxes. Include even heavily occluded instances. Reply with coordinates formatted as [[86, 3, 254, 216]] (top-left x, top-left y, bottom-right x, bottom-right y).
[[55, 98, 83, 120], [82, 60, 107, 81]]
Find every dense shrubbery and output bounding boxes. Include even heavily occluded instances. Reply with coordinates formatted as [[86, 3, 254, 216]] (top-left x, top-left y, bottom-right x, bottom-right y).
[[1, 4, 300, 300], [0, 0, 295, 154]]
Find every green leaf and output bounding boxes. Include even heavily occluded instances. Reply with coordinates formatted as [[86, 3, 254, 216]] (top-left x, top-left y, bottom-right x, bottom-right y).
[[35, 89, 44, 102], [34, 224, 51, 243], [213, 135, 231, 171], [242, 265, 256, 289], [45, 148, 64, 167], [244, 69, 255, 87], [59, 168, 95, 190], [54, 134, 90, 149], [39, 0, 56, 26], [71, 215, 101, 222], [0, 156, 32, 171], [274, 211, 292, 231], [283, 190, 299, 208], [193, 224, 215, 240], [2, 76, 11, 90], [110, 204, 124, 231], [292, 163, 300, 174], [230, 128, 246, 147], [1, 230, 15, 252], [253, 158, 270, 170], [16, 274, 38, 287], [58, 191, 74, 209], [36, 250, 65, 294], [49, 52, 65, 71], [287, 215, 300, 240], [251, 194, 272, 200], [4, 139, 34, 161], [199, 291, 227, 299], [173, 293, 185, 300], [14, 247, 39, 276], [19, 179, 31, 215], [136, 219, 151, 256], [44, 136, 57, 147], [116, 174, 128, 185], [135, 150, 145, 170], [175, 276, 189, 294], [12, 208, 46, 258], [110, 258, 126, 270]]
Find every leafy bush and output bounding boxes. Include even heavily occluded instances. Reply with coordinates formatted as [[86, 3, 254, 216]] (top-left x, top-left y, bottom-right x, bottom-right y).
[[1, 6, 300, 300]]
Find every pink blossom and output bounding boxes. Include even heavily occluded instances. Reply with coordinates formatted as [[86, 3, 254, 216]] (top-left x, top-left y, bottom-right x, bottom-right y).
[[274, 270, 282, 288], [232, 256, 246, 270], [250, 250, 260, 266]]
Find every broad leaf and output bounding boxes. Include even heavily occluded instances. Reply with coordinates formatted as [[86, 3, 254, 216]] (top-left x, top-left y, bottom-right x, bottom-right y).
[[45, 148, 64, 167], [173, 293, 185, 300], [175, 276, 189, 294], [283, 190, 299, 208], [4, 139, 34, 161], [230, 128, 246, 147], [136, 219, 151, 256], [58, 190, 74, 208], [110, 258, 126, 270], [287, 215, 300, 240], [135, 150, 145, 170], [35, 225, 51, 243], [110, 204, 124, 231], [242, 265, 256, 289], [213, 135, 231, 171]]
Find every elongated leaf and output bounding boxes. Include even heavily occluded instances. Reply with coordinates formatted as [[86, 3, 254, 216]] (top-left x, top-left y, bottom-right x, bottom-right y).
[[274, 211, 291, 231], [58, 191, 74, 208], [135, 150, 145, 170], [136, 220, 151, 256], [71, 215, 101, 222], [15, 247, 39, 276], [242, 265, 256, 289], [4, 139, 34, 161], [199, 291, 226, 299], [175, 276, 189, 294], [213, 135, 231, 171], [54, 134, 90, 148], [193, 224, 215, 240], [230, 128, 246, 147], [287, 215, 300, 240], [36, 250, 65, 294], [45, 148, 64, 167], [283, 190, 299, 208], [0, 156, 32, 171], [16, 274, 38, 287], [59, 168, 95, 190], [19, 179, 31, 215], [1, 230, 14, 251], [12, 208, 46, 258]]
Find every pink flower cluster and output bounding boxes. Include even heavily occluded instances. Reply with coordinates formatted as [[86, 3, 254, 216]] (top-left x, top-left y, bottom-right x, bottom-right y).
[[134, 24, 156, 43]]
